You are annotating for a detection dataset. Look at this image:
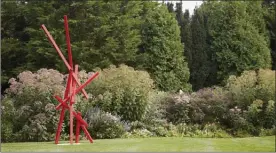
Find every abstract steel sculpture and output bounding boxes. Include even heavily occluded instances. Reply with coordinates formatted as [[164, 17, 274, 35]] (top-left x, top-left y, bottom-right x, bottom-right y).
[[41, 15, 99, 144]]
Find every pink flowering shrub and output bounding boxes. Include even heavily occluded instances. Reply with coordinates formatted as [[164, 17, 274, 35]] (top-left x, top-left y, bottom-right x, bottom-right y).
[[6, 68, 65, 96], [1, 68, 98, 142], [2, 69, 67, 142]]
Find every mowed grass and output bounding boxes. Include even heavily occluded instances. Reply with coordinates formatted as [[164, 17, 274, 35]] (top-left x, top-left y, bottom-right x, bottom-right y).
[[1, 136, 275, 152]]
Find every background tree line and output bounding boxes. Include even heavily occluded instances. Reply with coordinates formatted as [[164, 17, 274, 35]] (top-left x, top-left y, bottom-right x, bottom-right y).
[[2, 0, 275, 93], [1, 0, 190, 93], [167, 0, 275, 90]]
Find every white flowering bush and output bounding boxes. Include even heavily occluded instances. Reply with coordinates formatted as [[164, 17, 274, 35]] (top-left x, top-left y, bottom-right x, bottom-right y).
[[164, 92, 205, 124]]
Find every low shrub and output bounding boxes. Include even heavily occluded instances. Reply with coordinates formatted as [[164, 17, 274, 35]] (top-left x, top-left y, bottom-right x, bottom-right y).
[[259, 127, 276, 136], [226, 69, 275, 110], [1, 97, 15, 142], [142, 91, 168, 127], [85, 107, 126, 139], [264, 100, 275, 128], [122, 129, 154, 138], [234, 129, 252, 138], [164, 92, 203, 124], [176, 123, 231, 138], [191, 87, 232, 124]]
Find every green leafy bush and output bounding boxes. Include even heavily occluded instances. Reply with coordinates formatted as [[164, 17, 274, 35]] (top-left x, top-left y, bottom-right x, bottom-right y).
[[85, 107, 126, 139], [246, 99, 264, 127], [141, 91, 168, 128], [259, 127, 276, 136], [226, 69, 275, 110], [255, 69, 275, 102], [129, 129, 154, 138], [1, 97, 15, 142], [87, 64, 154, 122], [264, 100, 275, 128], [176, 123, 231, 138]]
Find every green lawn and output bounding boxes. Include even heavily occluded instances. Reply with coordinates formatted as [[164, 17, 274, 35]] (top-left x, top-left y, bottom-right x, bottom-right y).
[[1, 136, 275, 152]]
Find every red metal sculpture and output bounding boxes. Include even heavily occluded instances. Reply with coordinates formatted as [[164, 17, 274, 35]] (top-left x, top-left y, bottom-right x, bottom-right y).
[[41, 15, 99, 144]]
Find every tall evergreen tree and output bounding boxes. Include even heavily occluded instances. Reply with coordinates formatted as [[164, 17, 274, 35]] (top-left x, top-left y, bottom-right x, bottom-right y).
[[181, 10, 192, 73], [174, 3, 193, 80], [137, 2, 191, 92], [189, 7, 212, 90], [166, 2, 174, 13], [262, 0, 276, 70], [204, 1, 271, 82]]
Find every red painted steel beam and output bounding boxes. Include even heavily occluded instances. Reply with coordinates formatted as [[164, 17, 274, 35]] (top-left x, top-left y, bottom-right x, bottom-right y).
[[71, 65, 78, 105], [81, 125, 93, 143], [55, 96, 69, 109], [54, 96, 88, 127], [71, 72, 88, 99], [55, 108, 66, 144], [73, 111, 88, 127], [64, 73, 72, 99], [75, 112, 81, 143], [56, 72, 99, 110], [64, 15, 73, 67], [41, 25, 72, 71], [41, 24, 88, 98]]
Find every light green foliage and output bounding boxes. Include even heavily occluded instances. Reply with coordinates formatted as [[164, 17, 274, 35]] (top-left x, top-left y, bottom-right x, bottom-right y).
[[142, 91, 169, 127], [224, 69, 275, 135], [246, 99, 264, 128], [226, 69, 275, 109], [256, 69, 275, 102], [1, 97, 16, 142], [226, 71, 258, 109], [176, 123, 231, 138], [259, 127, 276, 136], [128, 129, 154, 138], [138, 2, 191, 92], [264, 100, 275, 128], [87, 64, 154, 121]]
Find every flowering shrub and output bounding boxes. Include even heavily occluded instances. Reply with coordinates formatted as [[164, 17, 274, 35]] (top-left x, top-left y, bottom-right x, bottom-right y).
[[6, 69, 65, 96], [85, 107, 126, 139], [164, 92, 195, 124], [190, 87, 232, 124], [1, 69, 67, 142]]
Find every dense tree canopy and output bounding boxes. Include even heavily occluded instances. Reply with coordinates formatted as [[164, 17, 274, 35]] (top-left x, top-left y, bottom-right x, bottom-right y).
[[1, 0, 274, 92], [1, 1, 191, 92]]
